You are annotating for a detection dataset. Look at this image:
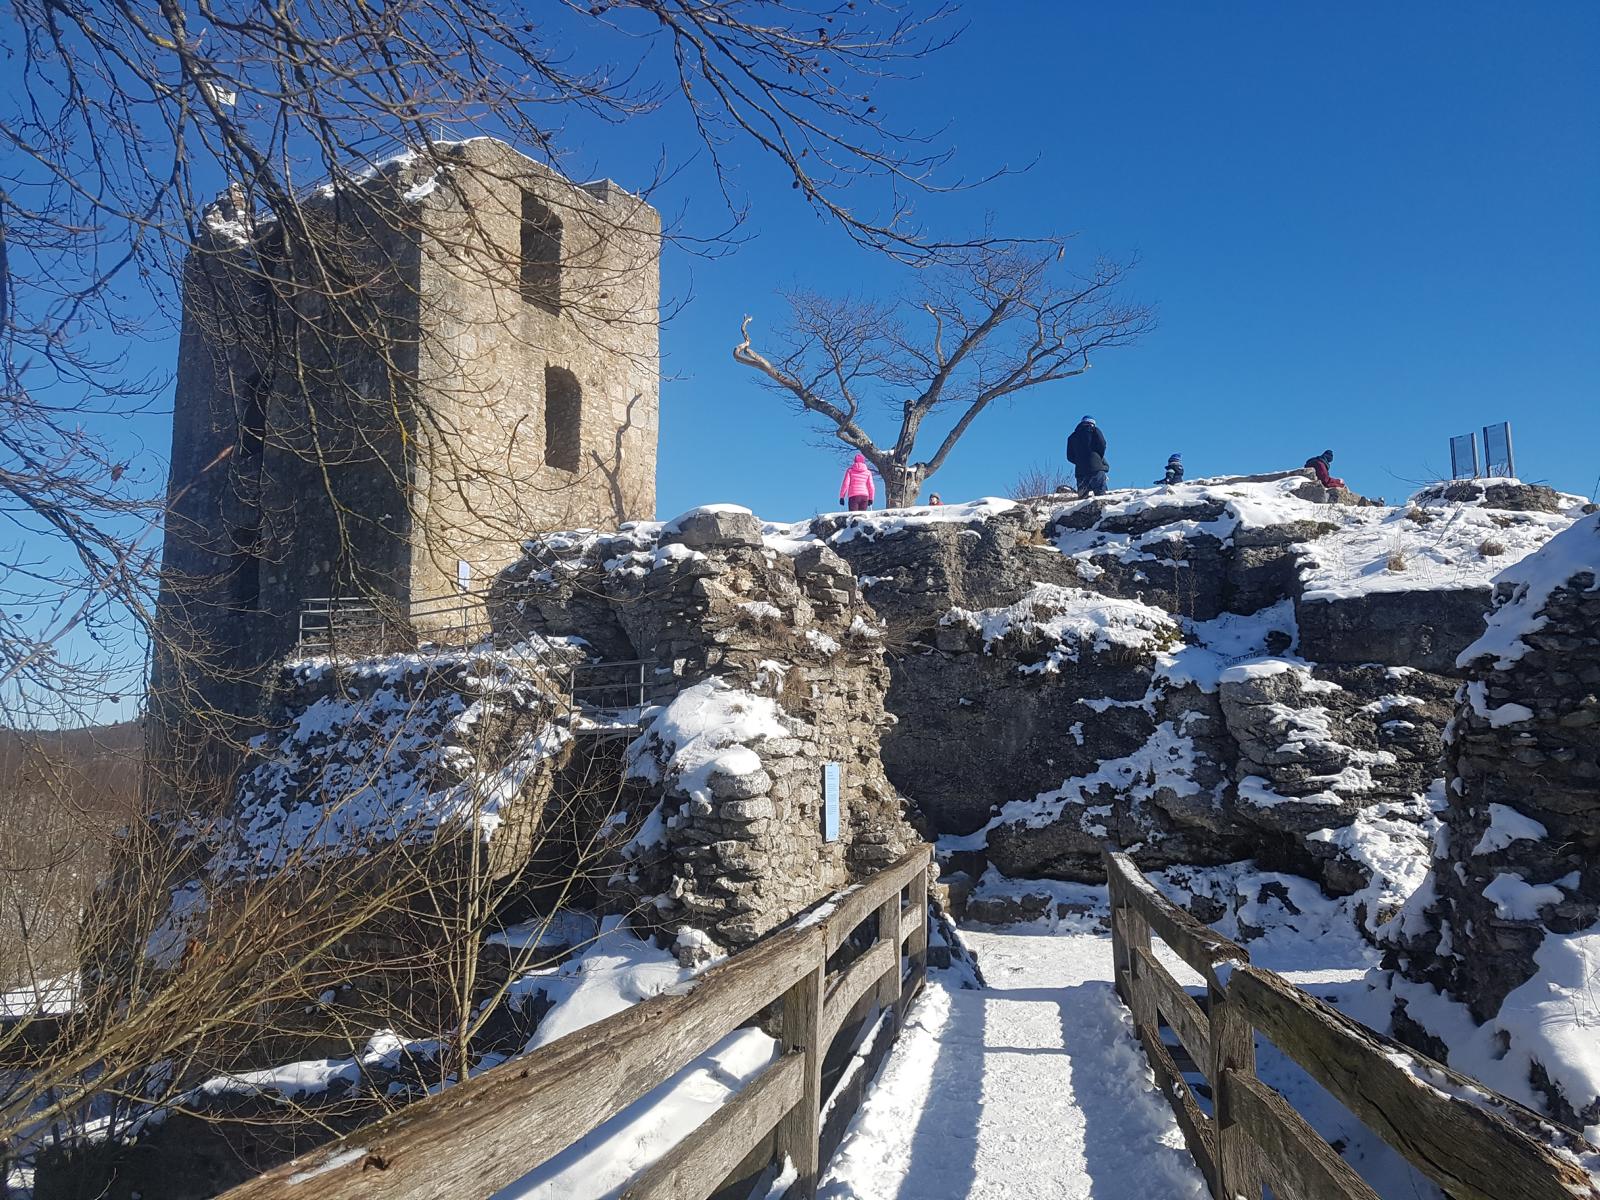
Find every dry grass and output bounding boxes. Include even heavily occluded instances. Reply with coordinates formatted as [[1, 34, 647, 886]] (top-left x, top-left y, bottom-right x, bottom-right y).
[[1011, 463, 1078, 500]]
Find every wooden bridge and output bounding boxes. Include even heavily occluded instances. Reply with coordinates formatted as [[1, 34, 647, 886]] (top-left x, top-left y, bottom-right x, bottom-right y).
[[187, 847, 1600, 1200]]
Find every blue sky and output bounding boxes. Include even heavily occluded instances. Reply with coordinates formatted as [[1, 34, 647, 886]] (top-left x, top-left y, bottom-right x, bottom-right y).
[[11, 2, 1598, 721], [631, 1, 1598, 517], [93, 2, 1600, 519]]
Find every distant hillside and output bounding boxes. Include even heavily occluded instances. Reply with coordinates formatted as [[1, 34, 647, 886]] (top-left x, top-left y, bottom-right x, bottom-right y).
[[1, 719, 143, 988]]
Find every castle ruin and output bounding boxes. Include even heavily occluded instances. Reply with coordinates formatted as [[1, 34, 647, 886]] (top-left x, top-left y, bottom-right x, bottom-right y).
[[152, 138, 660, 786]]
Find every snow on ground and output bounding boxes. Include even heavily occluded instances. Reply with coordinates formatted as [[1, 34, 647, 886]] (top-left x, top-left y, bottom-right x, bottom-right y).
[[819, 912, 1208, 1200], [506, 916, 697, 1054], [1297, 498, 1578, 603], [1456, 510, 1600, 669], [0, 975, 76, 1017], [941, 583, 1179, 674]]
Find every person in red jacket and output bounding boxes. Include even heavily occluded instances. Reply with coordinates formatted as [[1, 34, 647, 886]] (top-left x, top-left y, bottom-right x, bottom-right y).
[[839, 453, 876, 511], [1305, 450, 1345, 490]]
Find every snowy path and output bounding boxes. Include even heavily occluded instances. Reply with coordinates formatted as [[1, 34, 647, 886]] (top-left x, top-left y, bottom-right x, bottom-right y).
[[818, 924, 1209, 1200]]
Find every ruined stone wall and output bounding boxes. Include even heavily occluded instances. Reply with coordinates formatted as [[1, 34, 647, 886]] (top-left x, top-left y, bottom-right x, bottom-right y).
[[493, 507, 917, 955], [1387, 515, 1600, 1125], [154, 139, 660, 792], [410, 139, 660, 607]]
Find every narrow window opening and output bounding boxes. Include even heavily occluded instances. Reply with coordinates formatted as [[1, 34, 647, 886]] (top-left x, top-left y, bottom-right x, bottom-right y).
[[520, 193, 562, 313], [544, 366, 581, 472]]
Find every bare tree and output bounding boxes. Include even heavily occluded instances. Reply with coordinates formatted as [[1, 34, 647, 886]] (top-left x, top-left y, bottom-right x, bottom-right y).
[[734, 245, 1152, 507], [0, 1, 1010, 1189], [1, 0, 984, 728]]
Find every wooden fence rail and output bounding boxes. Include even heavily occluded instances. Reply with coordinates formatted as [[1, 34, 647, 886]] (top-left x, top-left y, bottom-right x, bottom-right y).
[[1105, 850, 1600, 1200], [218, 845, 932, 1200]]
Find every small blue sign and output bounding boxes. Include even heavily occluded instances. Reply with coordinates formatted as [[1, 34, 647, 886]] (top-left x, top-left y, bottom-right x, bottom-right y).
[[823, 762, 842, 842]]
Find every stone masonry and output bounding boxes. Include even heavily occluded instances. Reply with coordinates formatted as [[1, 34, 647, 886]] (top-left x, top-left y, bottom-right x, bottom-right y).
[[492, 506, 917, 956], [153, 138, 659, 796], [1388, 514, 1600, 1126]]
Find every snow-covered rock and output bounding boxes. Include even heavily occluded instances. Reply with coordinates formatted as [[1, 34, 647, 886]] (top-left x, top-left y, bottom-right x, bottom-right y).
[[1386, 513, 1600, 1129]]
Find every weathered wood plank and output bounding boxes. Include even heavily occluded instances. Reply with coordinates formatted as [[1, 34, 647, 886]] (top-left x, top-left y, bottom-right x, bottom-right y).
[[898, 897, 924, 941], [1230, 965, 1600, 1200], [822, 938, 895, 1048], [873, 889, 902, 1012], [1131, 945, 1211, 1070], [620, 1052, 804, 1200], [1125, 908, 1158, 1033], [823, 849, 929, 956], [1226, 1069, 1377, 1200], [1105, 852, 1248, 984], [1109, 874, 1135, 1008], [904, 867, 929, 1001], [217, 921, 826, 1200], [774, 964, 825, 1198], [1135, 1019, 1217, 1193], [1210, 979, 1264, 1200]]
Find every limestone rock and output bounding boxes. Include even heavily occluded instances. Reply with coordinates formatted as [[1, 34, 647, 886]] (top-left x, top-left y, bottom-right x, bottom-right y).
[[660, 504, 764, 550], [1386, 514, 1600, 1127]]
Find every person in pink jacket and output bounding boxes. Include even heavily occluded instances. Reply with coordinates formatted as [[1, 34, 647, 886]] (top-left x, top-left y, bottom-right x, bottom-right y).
[[839, 453, 875, 511]]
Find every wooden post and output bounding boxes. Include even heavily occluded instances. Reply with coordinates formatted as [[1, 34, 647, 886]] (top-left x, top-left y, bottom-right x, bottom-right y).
[[1210, 972, 1264, 1200], [1108, 874, 1131, 1006], [1122, 904, 1156, 1031], [775, 963, 825, 1198], [874, 887, 902, 1013], [905, 865, 929, 1000]]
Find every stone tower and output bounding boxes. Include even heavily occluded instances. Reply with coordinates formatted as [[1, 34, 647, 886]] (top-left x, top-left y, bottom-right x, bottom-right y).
[[152, 138, 660, 791]]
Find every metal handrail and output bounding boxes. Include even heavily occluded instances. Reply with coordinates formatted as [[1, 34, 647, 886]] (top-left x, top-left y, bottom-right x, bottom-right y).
[[295, 593, 661, 735]]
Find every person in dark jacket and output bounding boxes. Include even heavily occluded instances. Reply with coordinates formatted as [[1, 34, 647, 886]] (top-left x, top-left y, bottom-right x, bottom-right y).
[[1156, 453, 1184, 486], [1305, 450, 1345, 490], [1065, 416, 1109, 497]]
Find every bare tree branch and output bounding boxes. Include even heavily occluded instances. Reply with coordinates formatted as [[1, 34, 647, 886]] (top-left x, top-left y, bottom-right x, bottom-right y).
[[734, 246, 1154, 506]]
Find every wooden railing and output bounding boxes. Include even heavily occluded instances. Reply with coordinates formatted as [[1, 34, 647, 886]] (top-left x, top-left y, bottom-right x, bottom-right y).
[[218, 845, 932, 1200], [1105, 850, 1600, 1200]]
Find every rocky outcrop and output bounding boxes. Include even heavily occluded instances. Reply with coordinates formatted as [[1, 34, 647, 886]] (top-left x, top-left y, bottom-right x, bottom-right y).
[[1295, 481, 1585, 674], [493, 505, 917, 956], [820, 480, 1561, 905], [1295, 587, 1498, 674], [1386, 514, 1600, 1128]]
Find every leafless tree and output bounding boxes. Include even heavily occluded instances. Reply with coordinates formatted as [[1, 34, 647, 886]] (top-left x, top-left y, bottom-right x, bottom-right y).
[[2, 0, 986, 721], [733, 245, 1153, 507], [0, 1, 1006, 1189]]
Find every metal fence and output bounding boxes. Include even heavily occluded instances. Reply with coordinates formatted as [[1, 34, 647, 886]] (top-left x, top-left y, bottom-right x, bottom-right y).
[[295, 591, 658, 733], [296, 589, 498, 655]]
